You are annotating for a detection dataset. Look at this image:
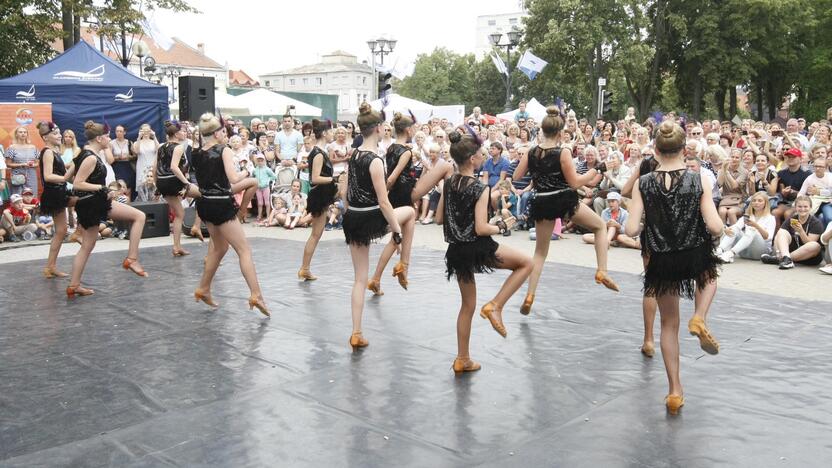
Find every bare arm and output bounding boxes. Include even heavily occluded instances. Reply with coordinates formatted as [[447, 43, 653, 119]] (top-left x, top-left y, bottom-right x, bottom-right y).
[[370, 158, 401, 234], [41, 149, 66, 184], [412, 158, 453, 202], [474, 189, 500, 237], [310, 152, 335, 186], [170, 145, 190, 185], [435, 190, 445, 225], [624, 182, 643, 237], [560, 148, 599, 188]]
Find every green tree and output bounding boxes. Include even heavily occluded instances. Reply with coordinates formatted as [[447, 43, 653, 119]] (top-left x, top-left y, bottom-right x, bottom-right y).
[[0, 1, 61, 78]]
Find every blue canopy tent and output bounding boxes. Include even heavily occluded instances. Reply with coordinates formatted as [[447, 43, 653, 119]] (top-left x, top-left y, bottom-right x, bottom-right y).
[[0, 41, 169, 144]]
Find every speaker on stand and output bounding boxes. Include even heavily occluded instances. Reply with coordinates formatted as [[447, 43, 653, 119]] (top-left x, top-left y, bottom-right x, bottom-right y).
[[178, 76, 215, 122]]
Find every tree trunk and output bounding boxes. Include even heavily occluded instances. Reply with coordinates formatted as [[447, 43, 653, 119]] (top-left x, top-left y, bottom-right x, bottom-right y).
[[73, 13, 81, 44], [729, 86, 737, 118], [692, 73, 702, 122], [756, 83, 763, 121], [61, 1, 74, 50], [120, 24, 129, 67], [714, 87, 726, 122], [766, 80, 776, 121]]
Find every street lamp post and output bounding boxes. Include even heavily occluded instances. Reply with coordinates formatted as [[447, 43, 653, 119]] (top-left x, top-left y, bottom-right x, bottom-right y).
[[489, 29, 522, 112], [367, 37, 397, 101], [148, 66, 183, 103]]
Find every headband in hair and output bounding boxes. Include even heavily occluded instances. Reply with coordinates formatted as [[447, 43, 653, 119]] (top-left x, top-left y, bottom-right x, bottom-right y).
[[38, 121, 58, 135], [408, 109, 417, 125], [464, 125, 483, 147]]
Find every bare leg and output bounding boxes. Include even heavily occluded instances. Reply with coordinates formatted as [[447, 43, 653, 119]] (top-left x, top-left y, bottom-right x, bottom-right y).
[[165, 195, 185, 251], [69, 226, 100, 287], [349, 243, 370, 334], [371, 240, 397, 284], [456, 278, 477, 359], [692, 278, 717, 322], [526, 218, 555, 298], [393, 206, 416, 265], [570, 203, 610, 272], [216, 220, 264, 301], [109, 201, 146, 266], [488, 244, 533, 325], [198, 224, 229, 292], [657, 293, 682, 397], [45, 210, 68, 273], [642, 256, 657, 354], [300, 213, 326, 273]]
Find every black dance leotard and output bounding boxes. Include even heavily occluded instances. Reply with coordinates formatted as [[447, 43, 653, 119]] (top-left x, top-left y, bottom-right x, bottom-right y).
[[38, 147, 70, 216], [386, 143, 416, 208], [192, 144, 237, 225], [306, 146, 337, 217], [527, 146, 579, 221], [73, 149, 111, 229], [443, 174, 499, 282], [343, 150, 388, 246], [639, 169, 720, 298], [156, 142, 187, 196]]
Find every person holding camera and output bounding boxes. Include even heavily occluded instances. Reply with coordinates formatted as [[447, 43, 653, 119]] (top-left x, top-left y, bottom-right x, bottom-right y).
[[5, 126, 39, 197], [761, 195, 825, 269], [716, 191, 776, 263], [592, 151, 631, 215], [131, 123, 159, 190], [771, 148, 811, 233]]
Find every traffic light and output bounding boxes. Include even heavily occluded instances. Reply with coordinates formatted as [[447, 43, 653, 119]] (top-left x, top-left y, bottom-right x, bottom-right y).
[[602, 90, 613, 115], [377, 71, 392, 99]]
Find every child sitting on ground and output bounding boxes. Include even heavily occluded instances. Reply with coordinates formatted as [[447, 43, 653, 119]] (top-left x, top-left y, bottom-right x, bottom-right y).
[[286, 193, 307, 229], [264, 195, 288, 227]]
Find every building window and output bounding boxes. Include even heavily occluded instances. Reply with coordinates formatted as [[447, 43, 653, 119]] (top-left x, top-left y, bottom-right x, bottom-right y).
[[509, 18, 518, 24], [362, 76, 367, 85], [303, 77, 308, 85], [289, 78, 295, 86], [316, 77, 322, 86], [488, 19, 496, 26], [265, 80, 270, 87]]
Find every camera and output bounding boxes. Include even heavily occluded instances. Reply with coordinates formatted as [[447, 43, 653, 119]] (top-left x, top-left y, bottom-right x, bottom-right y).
[[597, 162, 608, 173]]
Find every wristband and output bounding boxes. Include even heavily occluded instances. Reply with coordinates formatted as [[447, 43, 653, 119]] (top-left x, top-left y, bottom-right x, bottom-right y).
[[392, 232, 402, 245], [496, 219, 508, 234]]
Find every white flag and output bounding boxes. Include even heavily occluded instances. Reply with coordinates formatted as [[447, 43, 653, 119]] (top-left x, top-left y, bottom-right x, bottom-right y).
[[517, 50, 548, 80], [141, 17, 175, 51], [491, 52, 508, 77]]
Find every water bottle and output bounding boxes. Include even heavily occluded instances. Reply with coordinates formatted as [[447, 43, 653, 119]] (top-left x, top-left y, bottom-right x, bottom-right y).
[[22, 230, 36, 241]]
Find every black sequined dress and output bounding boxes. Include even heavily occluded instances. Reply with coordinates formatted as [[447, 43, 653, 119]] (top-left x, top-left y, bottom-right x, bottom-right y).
[[192, 144, 238, 225], [443, 174, 500, 282], [638, 156, 660, 257], [639, 169, 721, 299], [527, 146, 579, 221], [38, 147, 70, 216], [343, 150, 388, 246], [306, 146, 338, 217], [73, 149, 111, 229], [156, 142, 187, 196], [386, 143, 416, 208]]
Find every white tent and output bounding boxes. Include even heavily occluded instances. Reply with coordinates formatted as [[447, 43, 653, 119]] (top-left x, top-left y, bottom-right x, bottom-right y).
[[234, 88, 322, 117], [368, 94, 465, 125], [169, 89, 250, 115], [496, 97, 548, 123]]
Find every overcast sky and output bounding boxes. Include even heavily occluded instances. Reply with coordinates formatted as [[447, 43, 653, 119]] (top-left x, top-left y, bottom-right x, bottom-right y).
[[153, 0, 521, 77]]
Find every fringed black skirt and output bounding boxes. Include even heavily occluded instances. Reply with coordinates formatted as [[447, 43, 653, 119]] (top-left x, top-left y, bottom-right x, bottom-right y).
[[643, 242, 722, 300], [156, 176, 185, 197], [39, 184, 70, 216], [445, 236, 500, 283], [529, 189, 579, 221], [388, 181, 415, 209], [307, 183, 337, 217], [196, 196, 238, 226], [75, 191, 111, 229], [343, 206, 388, 246]]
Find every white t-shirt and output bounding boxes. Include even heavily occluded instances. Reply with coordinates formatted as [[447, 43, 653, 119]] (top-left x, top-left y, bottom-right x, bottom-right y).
[[735, 214, 776, 248]]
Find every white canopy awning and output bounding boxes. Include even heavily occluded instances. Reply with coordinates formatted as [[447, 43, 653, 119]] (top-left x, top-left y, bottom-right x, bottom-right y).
[[496, 97, 549, 123], [234, 88, 322, 117], [368, 94, 464, 125]]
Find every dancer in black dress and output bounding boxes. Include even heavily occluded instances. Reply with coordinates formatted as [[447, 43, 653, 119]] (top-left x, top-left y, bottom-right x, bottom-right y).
[[437, 129, 532, 371], [343, 103, 416, 349], [299, 119, 336, 281], [67, 121, 148, 297], [36, 121, 77, 278], [368, 112, 417, 295], [154, 120, 202, 257], [513, 106, 619, 314], [191, 113, 268, 317], [625, 121, 724, 415]]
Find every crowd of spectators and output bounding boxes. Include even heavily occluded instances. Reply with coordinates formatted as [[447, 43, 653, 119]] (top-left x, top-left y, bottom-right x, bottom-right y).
[[2, 103, 830, 275]]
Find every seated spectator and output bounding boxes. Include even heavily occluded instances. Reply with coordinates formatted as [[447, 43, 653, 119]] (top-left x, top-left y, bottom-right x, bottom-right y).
[[771, 147, 811, 228], [685, 155, 719, 205], [482, 141, 510, 188], [761, 195, 825, 269], [286, 193, 307, 230], [717, 146, 748, 224], [717, 191, 776, 263], [494, 180, 517, 236], [264, 195, 288, 227], [819, 222, 832, 274], [593, 150, 631, 215], [136, 172, 158, 202], [326, 199, 344, 230], [509, 146, 534, 229], [20, 187, 40, 214], [798, 158, 832, 226], [36, 214, 54, 239], [2, 194, 38, 242], [582, 192, 639, 249]]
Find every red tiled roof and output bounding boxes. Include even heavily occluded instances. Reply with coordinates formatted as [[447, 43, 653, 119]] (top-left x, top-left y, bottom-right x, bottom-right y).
[[228, 69, 259, 87], [52, 28, 224, 70]]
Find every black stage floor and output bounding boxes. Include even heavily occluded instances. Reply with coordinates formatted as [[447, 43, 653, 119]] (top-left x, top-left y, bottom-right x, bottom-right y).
[[1, 239, 830, 467]]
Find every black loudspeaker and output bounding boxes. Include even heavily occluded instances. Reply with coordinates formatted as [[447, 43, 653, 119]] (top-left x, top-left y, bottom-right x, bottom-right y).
[[183, 206, 210, 239], [179, 76, 215, 121], [115, 202, 170, 239]]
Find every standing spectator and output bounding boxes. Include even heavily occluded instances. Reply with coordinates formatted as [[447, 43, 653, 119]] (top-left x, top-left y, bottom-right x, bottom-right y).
[[327, 127, 351, 175], [761, 195, 825, 268], [110, 125, 135, 198], [5, 126, 39, 196], [275, 114, 303, 167], [515, 99, 530, 123], [2, 194, 38, 241], [131, 124, 159, 190]]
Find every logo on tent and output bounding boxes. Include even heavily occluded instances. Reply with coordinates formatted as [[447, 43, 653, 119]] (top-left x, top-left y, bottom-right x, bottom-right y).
[[16, 85, 36, 101], [114, 88, 134, 103], [15, 108, 34, 126], [53, 64, 105, 81]]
